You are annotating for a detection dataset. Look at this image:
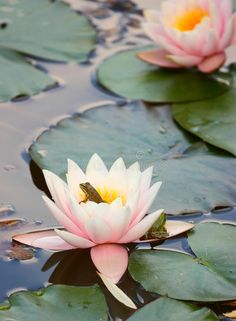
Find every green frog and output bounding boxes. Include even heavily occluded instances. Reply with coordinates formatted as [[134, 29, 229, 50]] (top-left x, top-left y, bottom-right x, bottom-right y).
[[141, 212, 169, 240], [79, 182, 104, 204]]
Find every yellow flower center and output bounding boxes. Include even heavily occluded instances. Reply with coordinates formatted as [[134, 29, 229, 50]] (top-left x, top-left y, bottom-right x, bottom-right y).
[[174, 8, 208, 31], [96, 186, 127, 205]]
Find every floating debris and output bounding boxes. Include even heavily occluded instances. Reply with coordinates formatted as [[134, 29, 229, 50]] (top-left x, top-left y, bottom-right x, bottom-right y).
[[0, 204, 15, 216], [6, 242, 35, 261]]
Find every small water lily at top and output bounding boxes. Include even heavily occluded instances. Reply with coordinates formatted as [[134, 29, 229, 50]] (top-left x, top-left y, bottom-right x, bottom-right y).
[[139, 0, 236, 73], [15, 154, 164, 283]]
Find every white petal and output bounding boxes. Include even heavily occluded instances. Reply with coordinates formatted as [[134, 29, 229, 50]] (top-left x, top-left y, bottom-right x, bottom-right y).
[[33, 235, 75, 251], [64, 189, 91, 237], [109, 206, 133, 241], [43, 169, 70, 215], [98, 273, 136, 309], [202, 29, 219, 56], [55, 229, 95, 248], [42, 196, 83, 236], [168, 54, 202, 67], [126, 191, 140, 217], [85, 217, 113, 244], [67, 158, 86, 200], [219, 17, 235, 49], [118, 209, 164, 244], [139, 166, 153, 194], [86, 153, 108, 175], [86, 154, 108, 186], [127, 162, 140, 173], [109, 157, 126, 173], [131, 181, 162, 226]]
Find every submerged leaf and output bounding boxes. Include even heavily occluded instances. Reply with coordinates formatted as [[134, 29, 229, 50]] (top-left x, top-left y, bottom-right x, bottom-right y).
[[97, 47, 232, 103]]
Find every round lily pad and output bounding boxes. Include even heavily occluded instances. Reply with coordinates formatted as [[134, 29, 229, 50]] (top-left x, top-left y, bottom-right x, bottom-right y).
[[128, 297, 219, 321], [97, 47, 232, 103], [29, 102, 236, 214], [0, 285, 107, 321], [0, 0, 96, 62], [0, 48, 55, 102], [0, 0, 97, 102], [172, 70, 236, 156], [129, 222, 236, 302]]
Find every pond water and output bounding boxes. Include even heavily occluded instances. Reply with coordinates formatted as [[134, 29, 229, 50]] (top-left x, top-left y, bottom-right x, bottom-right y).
[[0, 0, 236, 320]]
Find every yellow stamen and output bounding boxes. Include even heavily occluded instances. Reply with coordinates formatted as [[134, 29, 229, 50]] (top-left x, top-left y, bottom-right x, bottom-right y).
[[174, 8, 208, 32], [96, 186, 127, 205]]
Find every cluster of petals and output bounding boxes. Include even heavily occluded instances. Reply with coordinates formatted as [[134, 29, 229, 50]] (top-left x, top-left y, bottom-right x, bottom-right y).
[[32, 154, 163, 282], [140, 0, 236, 73]]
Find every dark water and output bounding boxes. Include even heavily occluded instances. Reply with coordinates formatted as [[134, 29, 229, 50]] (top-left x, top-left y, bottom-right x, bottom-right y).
[[0, 0, 236, 320]]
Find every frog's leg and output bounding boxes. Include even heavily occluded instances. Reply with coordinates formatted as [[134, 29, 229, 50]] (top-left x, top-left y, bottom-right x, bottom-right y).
[[79, 194, 89, 204]]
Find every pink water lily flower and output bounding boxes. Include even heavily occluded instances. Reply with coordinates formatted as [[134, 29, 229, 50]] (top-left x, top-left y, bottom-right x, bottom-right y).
[[27, 154, 163, 283], [139, 0, 236, 73]]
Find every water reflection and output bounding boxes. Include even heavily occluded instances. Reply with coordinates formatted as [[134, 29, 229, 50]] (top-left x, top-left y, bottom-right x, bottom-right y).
[[42, 248, 158, 320]]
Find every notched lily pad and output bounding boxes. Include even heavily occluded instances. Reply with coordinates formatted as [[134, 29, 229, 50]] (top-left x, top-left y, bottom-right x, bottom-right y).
[[127, 297, 219, 321], [172, 70, 236, 156], [129, 222, 236, 302], [0, 285, 107, 321], [29, 102, 236, 214], [97, 47, 232, 103]]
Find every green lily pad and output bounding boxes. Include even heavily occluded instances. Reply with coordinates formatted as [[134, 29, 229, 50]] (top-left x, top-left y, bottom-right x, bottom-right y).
[[0, 0, 96, 62], [97, 47, 232, 103], [129, 222, 236, 302], [128, 297, 219, 321], [29, 102, 236, 214], [172, 70, 236, 156], [0, 48, 55, 102], [0, 285, 107, 321]]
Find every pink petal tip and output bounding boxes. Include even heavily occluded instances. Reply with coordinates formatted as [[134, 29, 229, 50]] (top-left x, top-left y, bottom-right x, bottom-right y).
[[198, 52, 226, 73], [90, 244, 128, 284], [137, 49, 182, 68]]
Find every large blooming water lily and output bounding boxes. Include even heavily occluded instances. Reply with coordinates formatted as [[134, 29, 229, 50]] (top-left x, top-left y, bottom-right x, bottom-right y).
[[21, 154, 163, 283], [139, 0, 236, 73]]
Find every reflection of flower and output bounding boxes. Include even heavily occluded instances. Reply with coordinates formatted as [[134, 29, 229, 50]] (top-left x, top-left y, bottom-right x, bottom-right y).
[[139, 0, 236, 73], [34, 154, 163, 282]]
